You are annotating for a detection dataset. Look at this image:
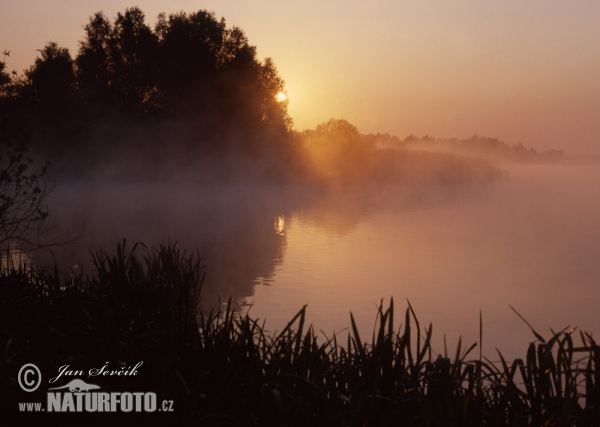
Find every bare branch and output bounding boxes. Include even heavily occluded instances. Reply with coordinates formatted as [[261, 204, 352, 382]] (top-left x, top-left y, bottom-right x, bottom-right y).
[[0, 126, 77, 251]]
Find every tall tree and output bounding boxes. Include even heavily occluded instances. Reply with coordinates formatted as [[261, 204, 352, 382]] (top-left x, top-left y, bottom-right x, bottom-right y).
[[110, 7, 160, 114], [301, 119, 375, 185], [155, 10, 225, 113], [25, 42, 75, 113], [76, 12, 113, 111], [259, 58, 292, 134], [5, 8, 295, 179]]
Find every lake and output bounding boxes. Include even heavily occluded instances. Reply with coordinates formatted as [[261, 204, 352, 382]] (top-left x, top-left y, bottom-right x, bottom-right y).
[[43, 164, 600, 362]]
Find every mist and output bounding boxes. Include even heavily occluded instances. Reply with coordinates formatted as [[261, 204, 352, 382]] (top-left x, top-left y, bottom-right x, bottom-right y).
[[3, 3, 600, 375], [28, 157, 598, 362], [228, 163, 600, 361]]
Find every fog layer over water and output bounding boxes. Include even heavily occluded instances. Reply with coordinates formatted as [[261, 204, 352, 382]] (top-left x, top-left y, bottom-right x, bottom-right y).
[[43, 164, 600, 361]]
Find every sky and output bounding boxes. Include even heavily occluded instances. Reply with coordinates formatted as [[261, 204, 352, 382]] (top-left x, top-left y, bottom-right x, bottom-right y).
[[2, 0, 599, 154]]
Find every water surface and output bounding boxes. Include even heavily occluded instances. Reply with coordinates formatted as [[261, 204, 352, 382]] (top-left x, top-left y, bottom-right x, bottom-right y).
[[42, 164, 600, 361], [244, 165, 600, 360]]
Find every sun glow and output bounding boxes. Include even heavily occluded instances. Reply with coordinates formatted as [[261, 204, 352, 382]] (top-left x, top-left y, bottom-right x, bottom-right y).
[[276, 91, 287, 102]]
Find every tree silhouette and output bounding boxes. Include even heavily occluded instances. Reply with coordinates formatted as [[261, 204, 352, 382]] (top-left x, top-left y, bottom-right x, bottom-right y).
[[76, 12, 113, 111], [73, 7, 293, 130], [110, 8, 160, 114], [0, 55, 22, 107], [2, 8, 296, 180], [0, 59, 10, 88], [25, 42, 75, 113], [155, 10, 224, 103], [259, 58, 292, 133], [301, 119, 375, 185]]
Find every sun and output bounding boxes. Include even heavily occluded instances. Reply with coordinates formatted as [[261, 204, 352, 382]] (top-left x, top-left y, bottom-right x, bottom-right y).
[[276, 91, 287, 102]]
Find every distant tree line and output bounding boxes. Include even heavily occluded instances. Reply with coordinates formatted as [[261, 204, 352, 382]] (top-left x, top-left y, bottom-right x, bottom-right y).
[[367, 133, 565, 164], [0, 7, 293, 180], [300, 119, 504, 186]]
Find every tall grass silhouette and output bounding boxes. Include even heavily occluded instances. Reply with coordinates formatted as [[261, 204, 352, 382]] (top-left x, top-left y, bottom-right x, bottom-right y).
[[1, 241, 599, 426]]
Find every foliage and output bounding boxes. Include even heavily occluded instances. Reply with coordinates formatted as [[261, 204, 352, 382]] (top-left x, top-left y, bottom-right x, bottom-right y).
[[1, 9, 509, 186], [0, 54, 75, 251], [300, 119, 376, 185], [2, 241, 599, 426], [0, 55, 17, 102], [0, 7, 295, 181], [299, 119, 504, 187], [259, 57, 292, 132], [25, 42, 76, 112], [0, 58, 10, 88], [10, 7, 292, 131], [76, 9, 160, 114]]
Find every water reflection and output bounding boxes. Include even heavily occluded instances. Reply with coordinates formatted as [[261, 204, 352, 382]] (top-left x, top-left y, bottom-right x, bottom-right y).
[[36, 179, 490, 309], [274, 215, 285, 235], [28, 166, 600, 362], [244, 165, 600, 360], [35, 183, 297, 313], [34, 180, 469, 315]]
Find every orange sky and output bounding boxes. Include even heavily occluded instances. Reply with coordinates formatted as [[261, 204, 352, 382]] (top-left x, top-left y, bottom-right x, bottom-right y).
[[2, 0, 599, 153]]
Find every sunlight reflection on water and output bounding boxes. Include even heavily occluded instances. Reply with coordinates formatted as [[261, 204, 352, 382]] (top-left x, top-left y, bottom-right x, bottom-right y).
[[244, 165, 600, 361], [33, 165, 600, 362]]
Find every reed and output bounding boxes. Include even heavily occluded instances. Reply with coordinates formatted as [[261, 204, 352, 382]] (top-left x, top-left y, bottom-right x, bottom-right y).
[[1, 242, 599, 426]]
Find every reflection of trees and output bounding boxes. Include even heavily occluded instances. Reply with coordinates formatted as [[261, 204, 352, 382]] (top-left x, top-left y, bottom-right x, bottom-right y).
[[198, 213, 286, 313], [294, 191, 365, 237], [31, 177, 490, 317], [35, 184, 289, 313]]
